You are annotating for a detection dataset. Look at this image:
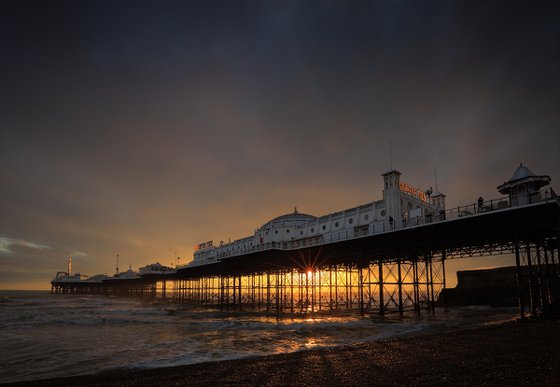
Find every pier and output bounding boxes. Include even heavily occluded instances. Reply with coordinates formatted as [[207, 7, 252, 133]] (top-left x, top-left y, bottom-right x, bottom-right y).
[[51, 165, 560, 318], [51, 196, 560, 318]]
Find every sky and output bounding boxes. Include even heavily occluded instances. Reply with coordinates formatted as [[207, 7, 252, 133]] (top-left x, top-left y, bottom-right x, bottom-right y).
[[1, 0, 559, 290]]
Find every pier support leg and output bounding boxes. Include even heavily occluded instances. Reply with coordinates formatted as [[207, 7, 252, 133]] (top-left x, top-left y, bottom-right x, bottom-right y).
[[329, 268, 333, 311], [413, 257, 420, 316], [536, 243, 547, 313], [515, 242, 525, 319], [266, 271, 271, 312], [359, 265, 364, 316], [397, 257, 403, 317], [238, 275, 242, 309], [429, 255, 435, 316], [378, 258, 385, 316], [290, 270, 294, 313], [526, 242, 538, 316], [335, 266, 339, 310], [442, 251, 448, 312]]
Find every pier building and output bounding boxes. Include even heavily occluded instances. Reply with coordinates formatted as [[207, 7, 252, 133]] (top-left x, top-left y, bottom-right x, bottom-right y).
[[51, 164, 560, 319], [191, 170, 445, 267]]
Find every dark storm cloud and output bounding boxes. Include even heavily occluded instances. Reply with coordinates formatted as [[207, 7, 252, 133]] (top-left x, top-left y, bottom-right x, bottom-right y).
[[1, 0, 558, 288]]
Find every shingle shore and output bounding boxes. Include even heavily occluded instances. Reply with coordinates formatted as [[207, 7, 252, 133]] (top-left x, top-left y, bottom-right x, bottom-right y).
[[10, 319, 560, 386]]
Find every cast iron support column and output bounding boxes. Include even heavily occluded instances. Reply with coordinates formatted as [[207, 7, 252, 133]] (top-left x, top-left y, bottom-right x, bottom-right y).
[[379, 258, 385, 316], [291, 270, 294, 313], [536, 242, 547, 313], [428, 254, 435, 316], [442, 250, 448, 312], [251, 273, 255, 310], [305, 269, 310, 311], [424, 255, 431, 312], [232, 276, 236, 309], [219, 276, 224, 311], [266, 271, 270, 312], [514, 242, 525, 319], [239, 275, 242, 309], [311, 268, 316, 312], [318, 269, 322, 311], [345, 266, 349, 309], [397, 257, 403, 317], [329, 268, 333, 310], [526, 241, 537, 316], [348, 265, 353, 309], [359, 265, 365, 316], [413, 257, 420, 316], [276, 271, 280, 315], [334, 266, 339, 309], [299, 271, 304, 312]]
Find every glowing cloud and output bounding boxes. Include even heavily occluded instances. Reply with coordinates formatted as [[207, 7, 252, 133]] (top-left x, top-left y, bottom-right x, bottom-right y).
[[0, 236, 51, 255]]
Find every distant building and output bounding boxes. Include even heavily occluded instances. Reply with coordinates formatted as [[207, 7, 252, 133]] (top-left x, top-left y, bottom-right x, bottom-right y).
[[139, 262, 175, 275], [190, 170, 445, 267]]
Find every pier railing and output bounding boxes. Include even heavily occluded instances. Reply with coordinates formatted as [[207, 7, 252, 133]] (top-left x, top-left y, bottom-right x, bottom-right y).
[[441, 187, 557, 223]]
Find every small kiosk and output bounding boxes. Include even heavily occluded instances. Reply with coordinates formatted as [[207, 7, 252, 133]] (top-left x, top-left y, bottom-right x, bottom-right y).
[[497, 163, 551, 206]]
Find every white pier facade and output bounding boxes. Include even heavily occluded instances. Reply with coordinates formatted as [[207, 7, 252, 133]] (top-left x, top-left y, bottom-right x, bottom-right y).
[[191, 170, 446, 267]]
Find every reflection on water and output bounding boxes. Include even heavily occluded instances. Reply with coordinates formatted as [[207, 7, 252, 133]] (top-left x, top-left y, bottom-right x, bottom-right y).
[[0, 290, 517, 384]]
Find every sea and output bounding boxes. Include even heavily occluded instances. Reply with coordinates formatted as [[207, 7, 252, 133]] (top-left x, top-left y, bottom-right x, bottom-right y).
[[0, 290, 518, 384]]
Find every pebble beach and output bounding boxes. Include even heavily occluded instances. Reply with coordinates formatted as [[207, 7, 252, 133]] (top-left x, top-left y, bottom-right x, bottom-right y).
[[13, 318, 560, 387]]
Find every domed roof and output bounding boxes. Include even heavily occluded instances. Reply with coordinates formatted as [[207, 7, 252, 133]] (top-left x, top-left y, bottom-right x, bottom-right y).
[[509, 163, 535, 181], [497, 163, 551, 194], [261, 208, 316, 229]]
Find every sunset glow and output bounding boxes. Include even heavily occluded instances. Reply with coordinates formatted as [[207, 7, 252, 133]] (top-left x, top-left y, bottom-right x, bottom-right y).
[[1, 1, 558, 291]]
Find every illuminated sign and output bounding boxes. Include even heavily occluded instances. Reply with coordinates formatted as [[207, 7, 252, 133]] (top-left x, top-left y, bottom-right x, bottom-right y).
[[195, 240, 214, 251], [399, 182, 428, 202]]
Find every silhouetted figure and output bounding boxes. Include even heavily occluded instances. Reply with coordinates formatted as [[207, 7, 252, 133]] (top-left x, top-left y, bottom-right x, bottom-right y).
[[477, 196, 484, 213]]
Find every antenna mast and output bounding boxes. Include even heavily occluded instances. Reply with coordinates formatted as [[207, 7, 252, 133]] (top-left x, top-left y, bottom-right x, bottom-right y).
[[116, 254, 119, 275], [389, 139, 393, 170]]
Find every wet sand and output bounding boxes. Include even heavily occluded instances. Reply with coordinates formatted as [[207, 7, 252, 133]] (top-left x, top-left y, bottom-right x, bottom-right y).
[[12, 318, 560, 386]]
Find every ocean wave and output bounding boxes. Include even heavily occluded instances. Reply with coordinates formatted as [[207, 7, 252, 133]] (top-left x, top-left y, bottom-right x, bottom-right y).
[[0, 292, 519, 384]]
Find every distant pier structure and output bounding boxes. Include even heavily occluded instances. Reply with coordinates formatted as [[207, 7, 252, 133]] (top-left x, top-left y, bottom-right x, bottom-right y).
[[52, 164, 560, 318]]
